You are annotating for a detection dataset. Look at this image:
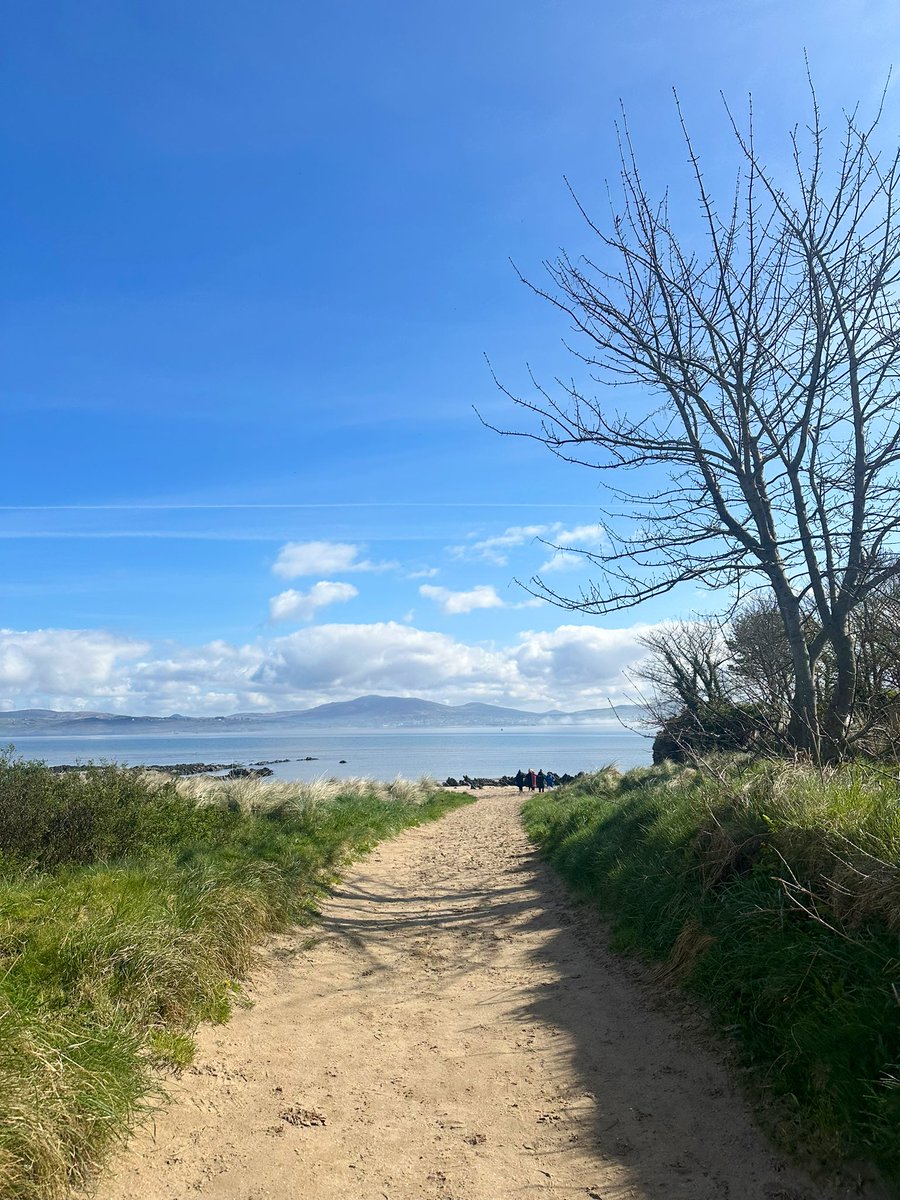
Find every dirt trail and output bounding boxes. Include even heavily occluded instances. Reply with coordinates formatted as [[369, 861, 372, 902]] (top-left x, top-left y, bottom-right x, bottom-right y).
[[97, 788, 845, 1200]]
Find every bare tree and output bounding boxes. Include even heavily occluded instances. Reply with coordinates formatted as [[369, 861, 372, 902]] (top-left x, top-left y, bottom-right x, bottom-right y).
[[490, 84, 900, 761]]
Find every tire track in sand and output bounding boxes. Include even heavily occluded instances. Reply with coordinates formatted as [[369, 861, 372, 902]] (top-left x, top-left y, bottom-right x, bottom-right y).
[[95, 788, 853, 1200]]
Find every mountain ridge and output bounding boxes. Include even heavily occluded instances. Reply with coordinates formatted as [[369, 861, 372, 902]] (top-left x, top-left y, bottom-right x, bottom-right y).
[[0, 695, 646, 735]]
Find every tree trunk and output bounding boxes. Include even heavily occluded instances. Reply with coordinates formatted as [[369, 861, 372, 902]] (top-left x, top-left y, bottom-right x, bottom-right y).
[[776, 595, 821, 759], [822, 621, 857, 762]]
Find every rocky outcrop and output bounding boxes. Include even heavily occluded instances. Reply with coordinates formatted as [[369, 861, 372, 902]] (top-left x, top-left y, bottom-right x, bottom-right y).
[[49, 760, 284, 777]]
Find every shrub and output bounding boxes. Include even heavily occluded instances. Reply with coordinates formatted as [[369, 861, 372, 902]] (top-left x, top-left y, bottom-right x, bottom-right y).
[[652, 701, 775, 762]]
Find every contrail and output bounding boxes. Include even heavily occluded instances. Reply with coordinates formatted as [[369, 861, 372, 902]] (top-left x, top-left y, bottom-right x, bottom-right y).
[[0, 502, 591, 511]]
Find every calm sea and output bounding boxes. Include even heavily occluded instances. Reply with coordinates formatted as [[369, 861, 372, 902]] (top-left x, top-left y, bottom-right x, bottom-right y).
[[4, 725, 652, 782]]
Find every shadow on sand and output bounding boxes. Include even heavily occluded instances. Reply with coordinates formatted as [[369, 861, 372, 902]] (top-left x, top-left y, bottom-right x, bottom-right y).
[[309, 810, 854, 1200]]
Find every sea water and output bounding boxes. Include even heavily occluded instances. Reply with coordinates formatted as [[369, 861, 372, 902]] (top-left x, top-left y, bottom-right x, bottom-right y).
[[3, 724, 652, 782]]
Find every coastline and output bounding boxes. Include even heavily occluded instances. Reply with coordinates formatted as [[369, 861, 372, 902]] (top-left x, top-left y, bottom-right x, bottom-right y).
[[6, 726, 651, 783], [44, 761, 589, 789]]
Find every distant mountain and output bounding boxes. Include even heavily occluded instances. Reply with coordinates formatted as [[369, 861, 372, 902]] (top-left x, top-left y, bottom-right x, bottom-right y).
[[0, 695, 647, 735]]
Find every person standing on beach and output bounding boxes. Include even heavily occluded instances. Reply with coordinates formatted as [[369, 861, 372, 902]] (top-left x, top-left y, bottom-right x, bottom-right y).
[[528, 768, 537, 791], [515, 769, 525, 793], [537, 769, 545, 793]]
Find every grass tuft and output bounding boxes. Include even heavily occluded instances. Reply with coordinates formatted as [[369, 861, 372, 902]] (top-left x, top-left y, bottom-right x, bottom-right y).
[[522, 759, 900, 1187]]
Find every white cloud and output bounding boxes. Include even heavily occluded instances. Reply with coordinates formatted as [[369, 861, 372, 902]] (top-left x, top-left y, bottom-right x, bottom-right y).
[[538, 524, 606, 572], [451, 522, 606, 572], [555, 524, 606, 546], [419, 584, 506, 614], [272, 540, 392, 578], [269, 581, 358, 622], [539, 550, 584, 572], [0, 628, 149, 700], [252, 621, 516, 698], [514, 624, 653, 692], [0, 620, 659, 715], [407, 566, 439, 579]]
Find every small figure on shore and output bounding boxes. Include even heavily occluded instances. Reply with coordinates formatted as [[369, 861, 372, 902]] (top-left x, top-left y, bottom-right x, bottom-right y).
[[545, 771, 555, 788], [515, 768, 525, 793], [537, 769, 546, 793], [527, 767, 537, 791]]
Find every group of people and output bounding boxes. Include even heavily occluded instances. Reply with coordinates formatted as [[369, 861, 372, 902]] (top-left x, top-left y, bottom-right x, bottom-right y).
[[514, 767, 554, 793]]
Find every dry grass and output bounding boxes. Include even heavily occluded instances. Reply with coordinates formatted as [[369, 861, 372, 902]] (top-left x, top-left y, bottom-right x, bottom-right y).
[[171, 772, 439, 813]]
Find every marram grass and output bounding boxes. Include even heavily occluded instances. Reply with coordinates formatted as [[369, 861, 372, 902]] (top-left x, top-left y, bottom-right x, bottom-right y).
[[522, 760, 900, 1189], [0, 756, 471, 1199]]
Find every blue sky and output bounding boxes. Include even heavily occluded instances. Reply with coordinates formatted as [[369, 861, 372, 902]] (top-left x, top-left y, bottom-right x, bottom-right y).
[[2, 0, 898, 714]]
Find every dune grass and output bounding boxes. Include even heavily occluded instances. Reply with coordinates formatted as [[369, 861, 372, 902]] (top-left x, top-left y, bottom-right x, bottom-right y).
[[522, 759, 900, 1188], [0, 755, 471, 1200]]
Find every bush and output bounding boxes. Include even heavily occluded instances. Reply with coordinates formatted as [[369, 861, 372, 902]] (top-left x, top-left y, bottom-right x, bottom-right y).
[[0, 755, 228, 868], [652, 701, 775, 762]]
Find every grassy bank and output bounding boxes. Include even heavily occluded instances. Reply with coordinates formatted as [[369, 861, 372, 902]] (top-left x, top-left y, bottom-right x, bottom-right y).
[[0, 757, 471, 1200], [522, 760, 900, 1188]]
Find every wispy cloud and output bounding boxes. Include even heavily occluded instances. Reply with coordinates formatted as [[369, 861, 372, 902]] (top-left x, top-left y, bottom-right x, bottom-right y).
[[451, 524, 554, 565], [450, 521, 606, 572], [538, 524, 606, 572]]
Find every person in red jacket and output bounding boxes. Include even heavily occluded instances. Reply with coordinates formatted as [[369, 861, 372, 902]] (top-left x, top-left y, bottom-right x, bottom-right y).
[[527, 768, 537, 791]]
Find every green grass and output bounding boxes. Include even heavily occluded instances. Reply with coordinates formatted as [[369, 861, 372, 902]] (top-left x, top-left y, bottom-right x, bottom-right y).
[[0, 756, 472, 1199], [522, 760, 900, 1188]]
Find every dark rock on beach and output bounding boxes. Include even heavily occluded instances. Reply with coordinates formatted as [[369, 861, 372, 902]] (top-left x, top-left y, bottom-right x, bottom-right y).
[[49, 760, 280, 778], [443, 771, 582, 789]]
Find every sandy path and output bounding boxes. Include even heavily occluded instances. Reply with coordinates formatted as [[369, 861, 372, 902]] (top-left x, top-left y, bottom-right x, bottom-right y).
[[96, 788, 846, 1200]]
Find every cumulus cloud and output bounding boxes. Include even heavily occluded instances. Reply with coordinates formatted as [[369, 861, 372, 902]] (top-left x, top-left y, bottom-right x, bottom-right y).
[[514, 624, 652, 693], [0, 628, 148, 702], [272, 540, 392, 578], [252, 621, 517, 698], [269, 581, 358, 622], [419, 584, 505, 614], [0, 620, 658, 714]]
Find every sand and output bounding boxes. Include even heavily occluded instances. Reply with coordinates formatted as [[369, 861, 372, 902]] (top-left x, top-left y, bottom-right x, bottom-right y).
[[94, 787, 857, 1200]]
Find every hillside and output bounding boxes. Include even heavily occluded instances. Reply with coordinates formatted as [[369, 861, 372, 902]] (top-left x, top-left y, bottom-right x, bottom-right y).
[[0, 695, 646, 735]]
